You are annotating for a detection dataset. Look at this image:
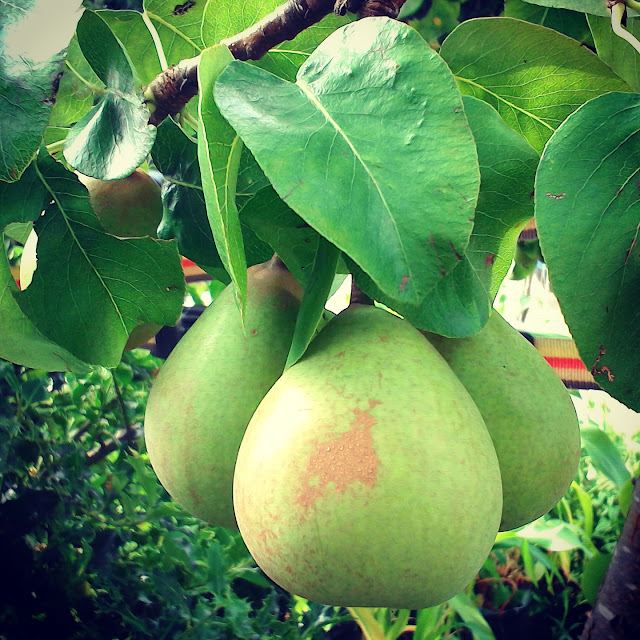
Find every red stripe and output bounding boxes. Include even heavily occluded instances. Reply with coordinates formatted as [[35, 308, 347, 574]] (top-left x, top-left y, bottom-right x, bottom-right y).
[[181, 258, 196, 267], [544, 356, 588, 371]]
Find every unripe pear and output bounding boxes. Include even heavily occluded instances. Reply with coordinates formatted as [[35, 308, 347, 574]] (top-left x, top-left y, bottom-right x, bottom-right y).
[[144, 259, 302, 528], [78, 169, 164, 347], [424, 311, 580, 531], [233, 305, 502, 609], [77, 169, 162, 238]]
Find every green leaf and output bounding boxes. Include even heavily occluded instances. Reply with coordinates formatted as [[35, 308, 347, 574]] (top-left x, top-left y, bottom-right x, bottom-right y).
[[346, 96, 538, 337], [286, 239, 340, 369], [516, 518, 588, 553], [571, 481, 594, 540], [63, 11, 156, 179], [504, 0, 593, 43], [100, 9, 162, 86], [580, 426, 631, 488], [258, 13, 353, 82], [0, 244, 90, 372], [535, 91, 640, 412], [152, 119, 271, 278], [619, 477, 634, 517], [216, 17, 480, 305], [523, 0, 639, 18], [152, 118, 226, 276], [0, 162, 49, 231], [580, 551, 612, 605], [448, 593, 496, 640], [239, 186, 320, 287], [440, 17, 631, 153], [0, 0, 83, 182], [48, 35, 103, 128], [14, 153, 185, 367], [145, 0, 205, 55], [198, 45, 247, 318], [588, 15, 640, 92], [202, 0, 281, 45]]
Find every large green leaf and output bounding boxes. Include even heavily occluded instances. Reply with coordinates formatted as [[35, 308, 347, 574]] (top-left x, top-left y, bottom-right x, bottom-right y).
[[504, 0, 592, 43], [0, 0, 83, 182], [440, 17, 630, 153], [0, 246, 90, 372], [216, 17, 480, 306], [13, 153, 185, 367], [198, 45, 247, 317], [348, 96, 538, 337], [535, 91, 640, 412], [588, 15, 640, 92], [0, 162, 49, 231], [523, 0, 639, 18], [63, 11, 156, 179]]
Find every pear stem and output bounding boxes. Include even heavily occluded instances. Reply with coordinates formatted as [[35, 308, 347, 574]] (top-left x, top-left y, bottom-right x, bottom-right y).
[[350, 278, 374, 306], [346, 607, 386, 640]]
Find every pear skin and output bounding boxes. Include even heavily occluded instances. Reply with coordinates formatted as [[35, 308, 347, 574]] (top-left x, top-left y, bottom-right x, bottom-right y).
[[144, 259, 302, 528], [425, 311, 580, 531], [233, 305, 502, 609]]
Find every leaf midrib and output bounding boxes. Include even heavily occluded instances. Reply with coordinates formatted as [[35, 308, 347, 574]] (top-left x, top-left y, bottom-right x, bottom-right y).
[[297, 80, 413, 292]]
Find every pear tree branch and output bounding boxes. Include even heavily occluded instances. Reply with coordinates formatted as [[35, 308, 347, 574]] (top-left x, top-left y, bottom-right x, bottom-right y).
[[144, 0, 407, 126]]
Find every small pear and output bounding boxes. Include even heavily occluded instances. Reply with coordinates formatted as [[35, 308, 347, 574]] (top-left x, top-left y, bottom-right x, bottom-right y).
[[233, 305, 502, 609], [424, 311, 580, 531], [144, 259, 302, 528], [78, 169, 162, 238]]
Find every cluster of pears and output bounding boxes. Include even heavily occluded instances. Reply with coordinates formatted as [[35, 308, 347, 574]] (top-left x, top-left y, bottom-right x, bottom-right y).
[[144, 259, 580, 610]]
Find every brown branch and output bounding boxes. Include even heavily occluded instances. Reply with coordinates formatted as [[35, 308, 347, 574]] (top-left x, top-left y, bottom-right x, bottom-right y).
[[581, 477, 640, 639], [144, 0, 407, 126]]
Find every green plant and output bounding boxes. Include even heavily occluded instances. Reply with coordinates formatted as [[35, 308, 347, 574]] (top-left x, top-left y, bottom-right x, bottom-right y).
[[3, 0, 640, 637], [0, 358, 347, 639]]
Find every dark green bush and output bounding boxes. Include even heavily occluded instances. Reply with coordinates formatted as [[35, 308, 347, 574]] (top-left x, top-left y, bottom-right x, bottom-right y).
[[0, 355, 346, 640]]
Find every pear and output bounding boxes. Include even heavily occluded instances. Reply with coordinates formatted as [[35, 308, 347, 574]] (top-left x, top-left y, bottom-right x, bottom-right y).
[[233, 305, 502, 609], [144, 258, 302, 528], [424, 311, 580, 531], [77, 169, 163, 238]]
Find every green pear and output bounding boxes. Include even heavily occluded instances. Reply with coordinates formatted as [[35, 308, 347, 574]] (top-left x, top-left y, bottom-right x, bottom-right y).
[[233, 305, 502, 609], [424, 311, 580, 531], [77, 169, 162, 238], [144, 258, 302, 528]]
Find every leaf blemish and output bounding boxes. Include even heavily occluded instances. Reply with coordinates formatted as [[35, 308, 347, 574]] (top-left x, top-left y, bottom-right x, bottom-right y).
[[484, 254, 495, 266], [448, 242, 462, 261], [283, 180, 304, 201], [173, 1, 196, 15], [545, 192, 566, 200], [399, 275, 409, 291]]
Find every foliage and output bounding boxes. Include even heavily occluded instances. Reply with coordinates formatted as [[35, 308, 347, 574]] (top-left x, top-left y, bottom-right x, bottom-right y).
[[2, 0, 640, 637], [0, 357, 347, 640]]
